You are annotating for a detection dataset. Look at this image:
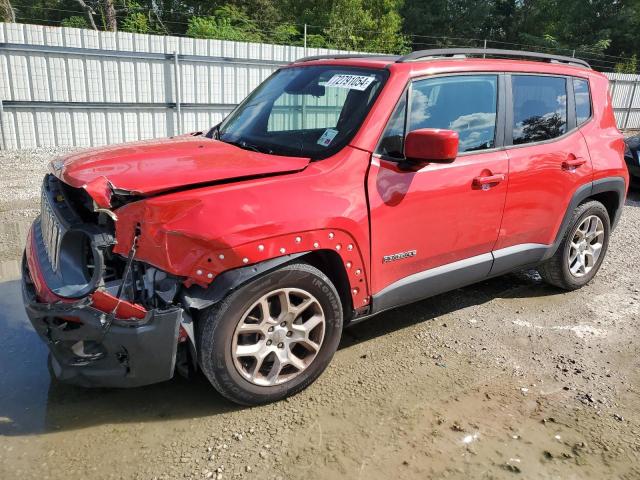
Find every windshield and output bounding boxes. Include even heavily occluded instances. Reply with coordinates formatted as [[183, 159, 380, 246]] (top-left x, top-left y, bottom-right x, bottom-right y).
[[214, 65, 388, 159]]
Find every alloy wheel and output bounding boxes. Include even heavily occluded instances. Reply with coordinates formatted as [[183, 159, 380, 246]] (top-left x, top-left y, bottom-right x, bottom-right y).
[[231, 288, 326, 386], [567, 215, 605, 277]]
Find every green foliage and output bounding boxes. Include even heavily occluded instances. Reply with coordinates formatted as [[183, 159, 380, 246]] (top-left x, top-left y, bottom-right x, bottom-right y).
[[8, 0, 640, 70], [121, 13, 150, 34], [615, 54, 638, 74], [270, 24, 301, 45], [61, 16, 89, 29], [322, 0, 407, 53], [306, 34, 327, 48], [186, 5, 262, 42]]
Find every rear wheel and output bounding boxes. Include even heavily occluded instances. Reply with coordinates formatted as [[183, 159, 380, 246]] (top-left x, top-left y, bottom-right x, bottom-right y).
[[538, 200, 610, 290], [197, 262, 343, 405]]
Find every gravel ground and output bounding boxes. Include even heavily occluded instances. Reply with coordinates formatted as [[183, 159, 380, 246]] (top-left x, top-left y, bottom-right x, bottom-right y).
[[0, 147, 76, 279], [0, 148, 639, 479]]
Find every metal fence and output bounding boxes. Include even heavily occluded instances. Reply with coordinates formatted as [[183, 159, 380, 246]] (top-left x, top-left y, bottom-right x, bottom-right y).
[[0, 22, 358, 150], [607, 73, 640, 130], [2, 21, 640, 150]]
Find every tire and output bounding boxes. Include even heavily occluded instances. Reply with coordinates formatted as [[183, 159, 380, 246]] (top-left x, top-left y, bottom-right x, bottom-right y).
[[197, 262, 343, 406], [538, 200, 610, 290]]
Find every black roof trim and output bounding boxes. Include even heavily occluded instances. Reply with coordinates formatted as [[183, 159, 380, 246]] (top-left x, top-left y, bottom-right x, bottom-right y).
[[396, 48, 591, 68], [292, 54, 399, 64]]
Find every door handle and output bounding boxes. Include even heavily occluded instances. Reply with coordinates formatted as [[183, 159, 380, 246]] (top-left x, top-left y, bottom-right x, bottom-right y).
[[473, 173, 505, 189], [562, 157, 586, 171]]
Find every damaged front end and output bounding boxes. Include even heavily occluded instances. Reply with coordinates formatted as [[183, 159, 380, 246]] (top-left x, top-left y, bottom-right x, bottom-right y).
[[22, 174, 194, 388]]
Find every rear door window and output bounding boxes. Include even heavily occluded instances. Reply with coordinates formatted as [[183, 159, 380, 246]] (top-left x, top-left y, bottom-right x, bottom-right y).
[[511, 75, 567, 145]]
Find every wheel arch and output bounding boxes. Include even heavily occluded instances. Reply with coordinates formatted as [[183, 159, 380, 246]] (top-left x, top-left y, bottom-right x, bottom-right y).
[[589, 177, 626, 229], [180, 249, 359, 321], [542, 176, 626, 261], [298, 250, 355, 322]]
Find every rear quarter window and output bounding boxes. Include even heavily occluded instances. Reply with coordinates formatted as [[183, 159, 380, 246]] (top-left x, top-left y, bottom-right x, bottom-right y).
[[574, 78, 592, 125]]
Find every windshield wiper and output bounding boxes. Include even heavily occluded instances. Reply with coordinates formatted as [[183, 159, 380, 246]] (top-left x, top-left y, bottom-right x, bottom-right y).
[[223, 139, 273, 154], [205, 125, 220, 139]]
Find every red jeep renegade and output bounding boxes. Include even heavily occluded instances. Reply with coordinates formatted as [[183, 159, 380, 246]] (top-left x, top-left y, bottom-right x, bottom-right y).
[[22, 49, 628, 405]]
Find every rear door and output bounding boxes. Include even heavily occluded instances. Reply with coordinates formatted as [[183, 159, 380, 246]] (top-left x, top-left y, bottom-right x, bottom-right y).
[[368, 74, 509, 294], [495, 74, 593, 254]]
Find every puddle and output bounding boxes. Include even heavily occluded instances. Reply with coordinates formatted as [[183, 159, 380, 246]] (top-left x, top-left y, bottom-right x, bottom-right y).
[[0, 280, 51, 435], [0, 278, 235, 437]]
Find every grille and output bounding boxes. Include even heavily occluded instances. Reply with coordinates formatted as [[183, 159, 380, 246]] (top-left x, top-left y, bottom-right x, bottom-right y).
[[40, 188, 62, 272]]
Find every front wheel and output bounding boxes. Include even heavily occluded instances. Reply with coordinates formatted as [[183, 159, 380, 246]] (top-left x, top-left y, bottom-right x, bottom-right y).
[[197, 262, 343, 405], [538, 200, 610, 290]]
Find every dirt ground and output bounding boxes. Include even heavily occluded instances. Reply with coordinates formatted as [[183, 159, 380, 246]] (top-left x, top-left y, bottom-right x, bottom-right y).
[[0, 148, 639, 480]]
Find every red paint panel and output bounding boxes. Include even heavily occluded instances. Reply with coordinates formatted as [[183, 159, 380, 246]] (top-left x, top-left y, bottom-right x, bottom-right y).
[[579, 75, 628, 185], [57, 136, 310, 197], [368, 151, 509, 293], [91, 290, 147, 320], [113, 146, 374, 305], [405, 129, 459, 162], [497, 72, 626, 250]]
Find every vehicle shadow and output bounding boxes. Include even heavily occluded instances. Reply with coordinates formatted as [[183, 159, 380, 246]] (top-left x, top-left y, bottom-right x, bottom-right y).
[[340, 269, 553, 348], [0, 270, 558, 436]]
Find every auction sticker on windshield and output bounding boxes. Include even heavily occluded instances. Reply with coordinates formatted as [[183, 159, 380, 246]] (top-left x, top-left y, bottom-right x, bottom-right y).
[[317, 128, 339, 146], [325, 74, 376, 91]]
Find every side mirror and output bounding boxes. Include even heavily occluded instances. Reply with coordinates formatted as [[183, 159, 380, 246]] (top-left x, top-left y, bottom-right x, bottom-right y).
[[404, 129, 459, 164]]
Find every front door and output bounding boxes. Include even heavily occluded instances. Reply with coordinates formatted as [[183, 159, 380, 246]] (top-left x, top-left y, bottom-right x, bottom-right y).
[[368, 74, 509, 296]]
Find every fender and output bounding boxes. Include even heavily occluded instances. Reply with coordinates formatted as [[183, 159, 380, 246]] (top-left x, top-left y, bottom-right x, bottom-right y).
[[540, 176, 627, 261], [180, 253, 307, 310]]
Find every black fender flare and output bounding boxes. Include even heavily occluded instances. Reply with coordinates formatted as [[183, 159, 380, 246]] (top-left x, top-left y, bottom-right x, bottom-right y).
[[179, 253, 308, 310], [541, 176, 627, 261]]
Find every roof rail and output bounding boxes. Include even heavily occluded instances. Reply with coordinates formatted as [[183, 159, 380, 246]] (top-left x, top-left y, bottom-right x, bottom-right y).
[[293, 53, 399, 64], [396, 48, 591, 68]]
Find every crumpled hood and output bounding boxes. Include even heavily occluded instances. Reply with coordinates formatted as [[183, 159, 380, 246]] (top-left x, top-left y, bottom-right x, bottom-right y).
[[54, 136, 310, 206]]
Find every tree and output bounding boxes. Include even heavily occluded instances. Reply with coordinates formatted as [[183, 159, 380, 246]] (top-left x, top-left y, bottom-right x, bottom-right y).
[[72, 0, 98, 30], [270, 24, 302, 45], [615, 54, 638, 74], [5, 0, 640, 71], [61, 15, 90, 28], [322, 0, 407, 53], [186, 6, 263, 42], [104, 0, 117, 31], [121, 12, 150, 33], [0, 0, 15, 22]]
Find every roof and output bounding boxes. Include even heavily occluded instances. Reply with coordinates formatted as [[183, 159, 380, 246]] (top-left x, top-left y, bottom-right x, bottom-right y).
[[289, 49, 599, 77]]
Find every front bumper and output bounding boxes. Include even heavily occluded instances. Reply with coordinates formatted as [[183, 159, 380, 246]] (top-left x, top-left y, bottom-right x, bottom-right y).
[[22, 223, 183, 388]]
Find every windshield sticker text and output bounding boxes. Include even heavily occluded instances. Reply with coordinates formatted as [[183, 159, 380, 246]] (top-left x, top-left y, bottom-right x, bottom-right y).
[[325, 74, 376, 91], [317, 128, 339, 147]]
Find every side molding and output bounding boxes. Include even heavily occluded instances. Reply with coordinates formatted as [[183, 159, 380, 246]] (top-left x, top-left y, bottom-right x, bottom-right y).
[[372, 253, 494, 314], [490, 243, 548, 277], [370, 244, 550, 316]]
